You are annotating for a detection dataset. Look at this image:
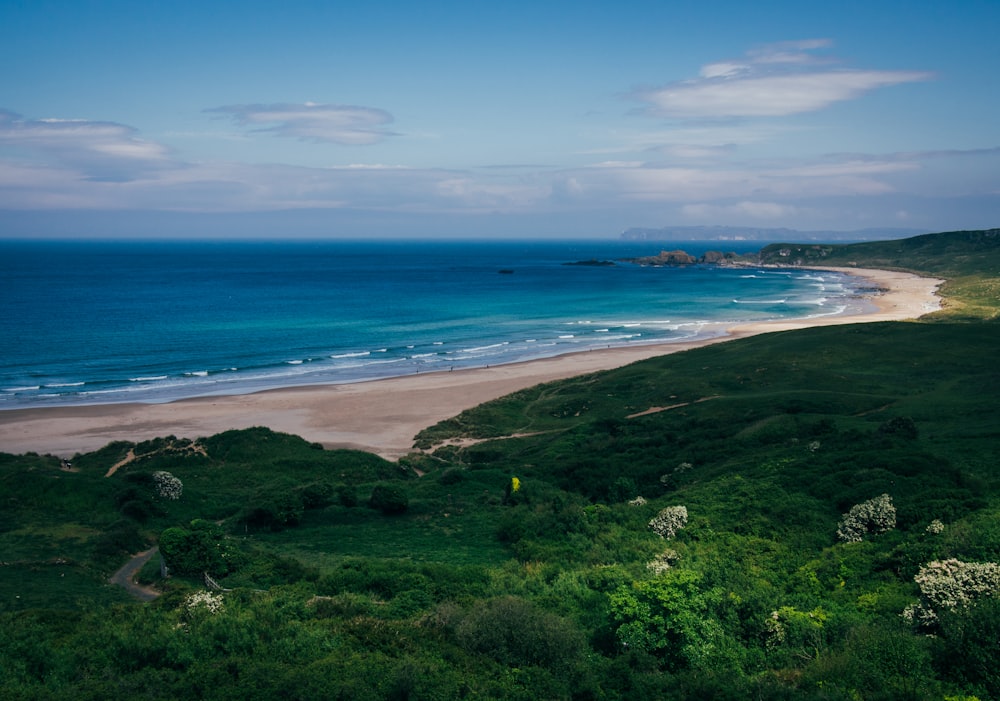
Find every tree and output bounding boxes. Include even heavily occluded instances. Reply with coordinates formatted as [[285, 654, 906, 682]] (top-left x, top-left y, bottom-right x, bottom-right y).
[[159, 520, 230, 576], [608, 569, 725, 671]]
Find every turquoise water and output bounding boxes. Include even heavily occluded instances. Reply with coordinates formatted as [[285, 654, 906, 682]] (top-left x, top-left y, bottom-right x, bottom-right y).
[[0, 239, 870, 407]]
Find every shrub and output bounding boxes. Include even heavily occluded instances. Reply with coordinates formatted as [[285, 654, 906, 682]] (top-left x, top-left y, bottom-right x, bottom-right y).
[[184, 590, 225, 615], [369, 484, 409, 514], [609, 476, 637, 503], [608, 569, 723, 670], [455, 596, 585, 671], [933, 595, 1000, 698], [152, 471, 183, 500], [438, 468, 465, 486], [337, 484, 358, 507], [903, 558, 1000, 629], [159, 524, 229, 576], [119, 500, 156, 522], [298, 481, 334, 509], [646, 549, 680, 575], [837, 493, 896, 543], [878, 416, 919, 440], [240, 491, 304, 531], [113, 477, 165, 522], [92, 519, 146, 561], [649, 505, 688, 539]]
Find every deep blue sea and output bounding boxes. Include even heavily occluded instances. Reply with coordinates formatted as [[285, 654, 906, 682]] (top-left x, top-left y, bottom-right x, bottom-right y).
[[0, 239, 872, 408]]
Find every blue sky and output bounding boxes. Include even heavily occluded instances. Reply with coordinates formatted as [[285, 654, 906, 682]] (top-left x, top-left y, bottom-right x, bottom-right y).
[[1, 0, 997, 238]]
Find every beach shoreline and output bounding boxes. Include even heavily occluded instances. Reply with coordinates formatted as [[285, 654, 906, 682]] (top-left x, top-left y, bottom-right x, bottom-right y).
[[0, 266, 943, 461]]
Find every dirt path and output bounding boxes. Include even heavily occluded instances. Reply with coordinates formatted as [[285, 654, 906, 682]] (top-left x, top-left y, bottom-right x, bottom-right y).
[[105, 448, 136, 477], [105, 440, 208, 477], [423, 430, 558, 453], [109, 547, 161, 601], [625, 395, 721, 419]]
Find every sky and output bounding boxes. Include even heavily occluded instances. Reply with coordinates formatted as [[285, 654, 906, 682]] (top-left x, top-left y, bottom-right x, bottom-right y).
[[1, 0, 998, 239]]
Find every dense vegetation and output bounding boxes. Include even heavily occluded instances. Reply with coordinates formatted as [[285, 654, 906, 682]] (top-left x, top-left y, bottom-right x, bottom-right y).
[[2, 229, 998, 699]]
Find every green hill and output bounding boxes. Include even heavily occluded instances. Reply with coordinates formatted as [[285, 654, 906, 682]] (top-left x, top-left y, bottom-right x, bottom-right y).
[[756, 228, 1000, 320], [1, 229, 999, 700]]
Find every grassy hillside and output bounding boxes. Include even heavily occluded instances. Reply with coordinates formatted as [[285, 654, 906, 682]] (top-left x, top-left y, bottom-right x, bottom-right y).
[[1, 229, 999, 699], [756, 228, 1000, 320]]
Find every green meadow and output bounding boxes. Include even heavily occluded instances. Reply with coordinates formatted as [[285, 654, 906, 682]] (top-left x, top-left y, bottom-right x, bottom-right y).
[[1, 229, 998, 700]]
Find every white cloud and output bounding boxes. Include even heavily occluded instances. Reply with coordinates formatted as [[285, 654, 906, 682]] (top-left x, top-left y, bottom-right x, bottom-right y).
[[1, 104, 995, 232], [0, 124, 554, 213], [699, 62, 747, 79], [558, 155, 916, 204], [635, 41, 932, 119], [0, 110, 172, 180], [658, 143, 737, 160], [747, 38, 834, 64], [207, 102, 396, 145], [777, 160, 916, 177]]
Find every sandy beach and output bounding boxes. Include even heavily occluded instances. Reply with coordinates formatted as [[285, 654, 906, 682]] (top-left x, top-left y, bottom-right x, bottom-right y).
[[0, 267, 943, 461]]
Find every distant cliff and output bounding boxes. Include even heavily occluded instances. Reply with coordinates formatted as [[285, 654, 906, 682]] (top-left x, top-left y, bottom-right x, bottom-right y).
[[620, 225, 927, 242]]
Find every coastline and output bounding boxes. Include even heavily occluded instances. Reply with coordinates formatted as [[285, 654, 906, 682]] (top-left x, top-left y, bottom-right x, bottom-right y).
[[0, 267, 943, 461]]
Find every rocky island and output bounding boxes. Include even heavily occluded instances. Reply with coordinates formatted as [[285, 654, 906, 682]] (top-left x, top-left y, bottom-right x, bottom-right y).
[[623, 249, 741, 266], [562, 259, 617, 266]]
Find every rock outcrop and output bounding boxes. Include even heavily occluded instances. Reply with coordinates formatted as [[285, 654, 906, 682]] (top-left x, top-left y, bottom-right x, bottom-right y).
[[624, 249, 740, 266]]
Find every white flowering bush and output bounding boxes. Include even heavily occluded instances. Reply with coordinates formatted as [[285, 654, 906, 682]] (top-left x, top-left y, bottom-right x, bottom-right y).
[[836, 493, 895, 543], [645, 548, 679, 575], [152, 470, 183, 500], [659, 463, 693, 489], [185, 590, 225, 615], [925, 519, 945, 535], [902, 558, 1000, 628], [628, 496, 647, 507], [648, 505, 688, 539], [764, 610, 786, 647]]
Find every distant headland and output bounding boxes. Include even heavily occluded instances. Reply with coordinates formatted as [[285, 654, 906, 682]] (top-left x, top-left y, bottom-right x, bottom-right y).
[[620, 225, 928, 242]]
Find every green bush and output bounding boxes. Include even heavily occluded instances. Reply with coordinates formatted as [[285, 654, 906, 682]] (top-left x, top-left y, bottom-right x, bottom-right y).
[[455, 596, 586, 671], [336, 484, 358, 507], [369, 484, 409, 514], [239, 491, 304, 531], [298, 481, 334, 509], [158, 523, 230, 577]]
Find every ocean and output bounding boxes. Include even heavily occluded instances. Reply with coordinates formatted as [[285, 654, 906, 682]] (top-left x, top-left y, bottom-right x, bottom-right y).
[[0, 239, 872, 408]]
